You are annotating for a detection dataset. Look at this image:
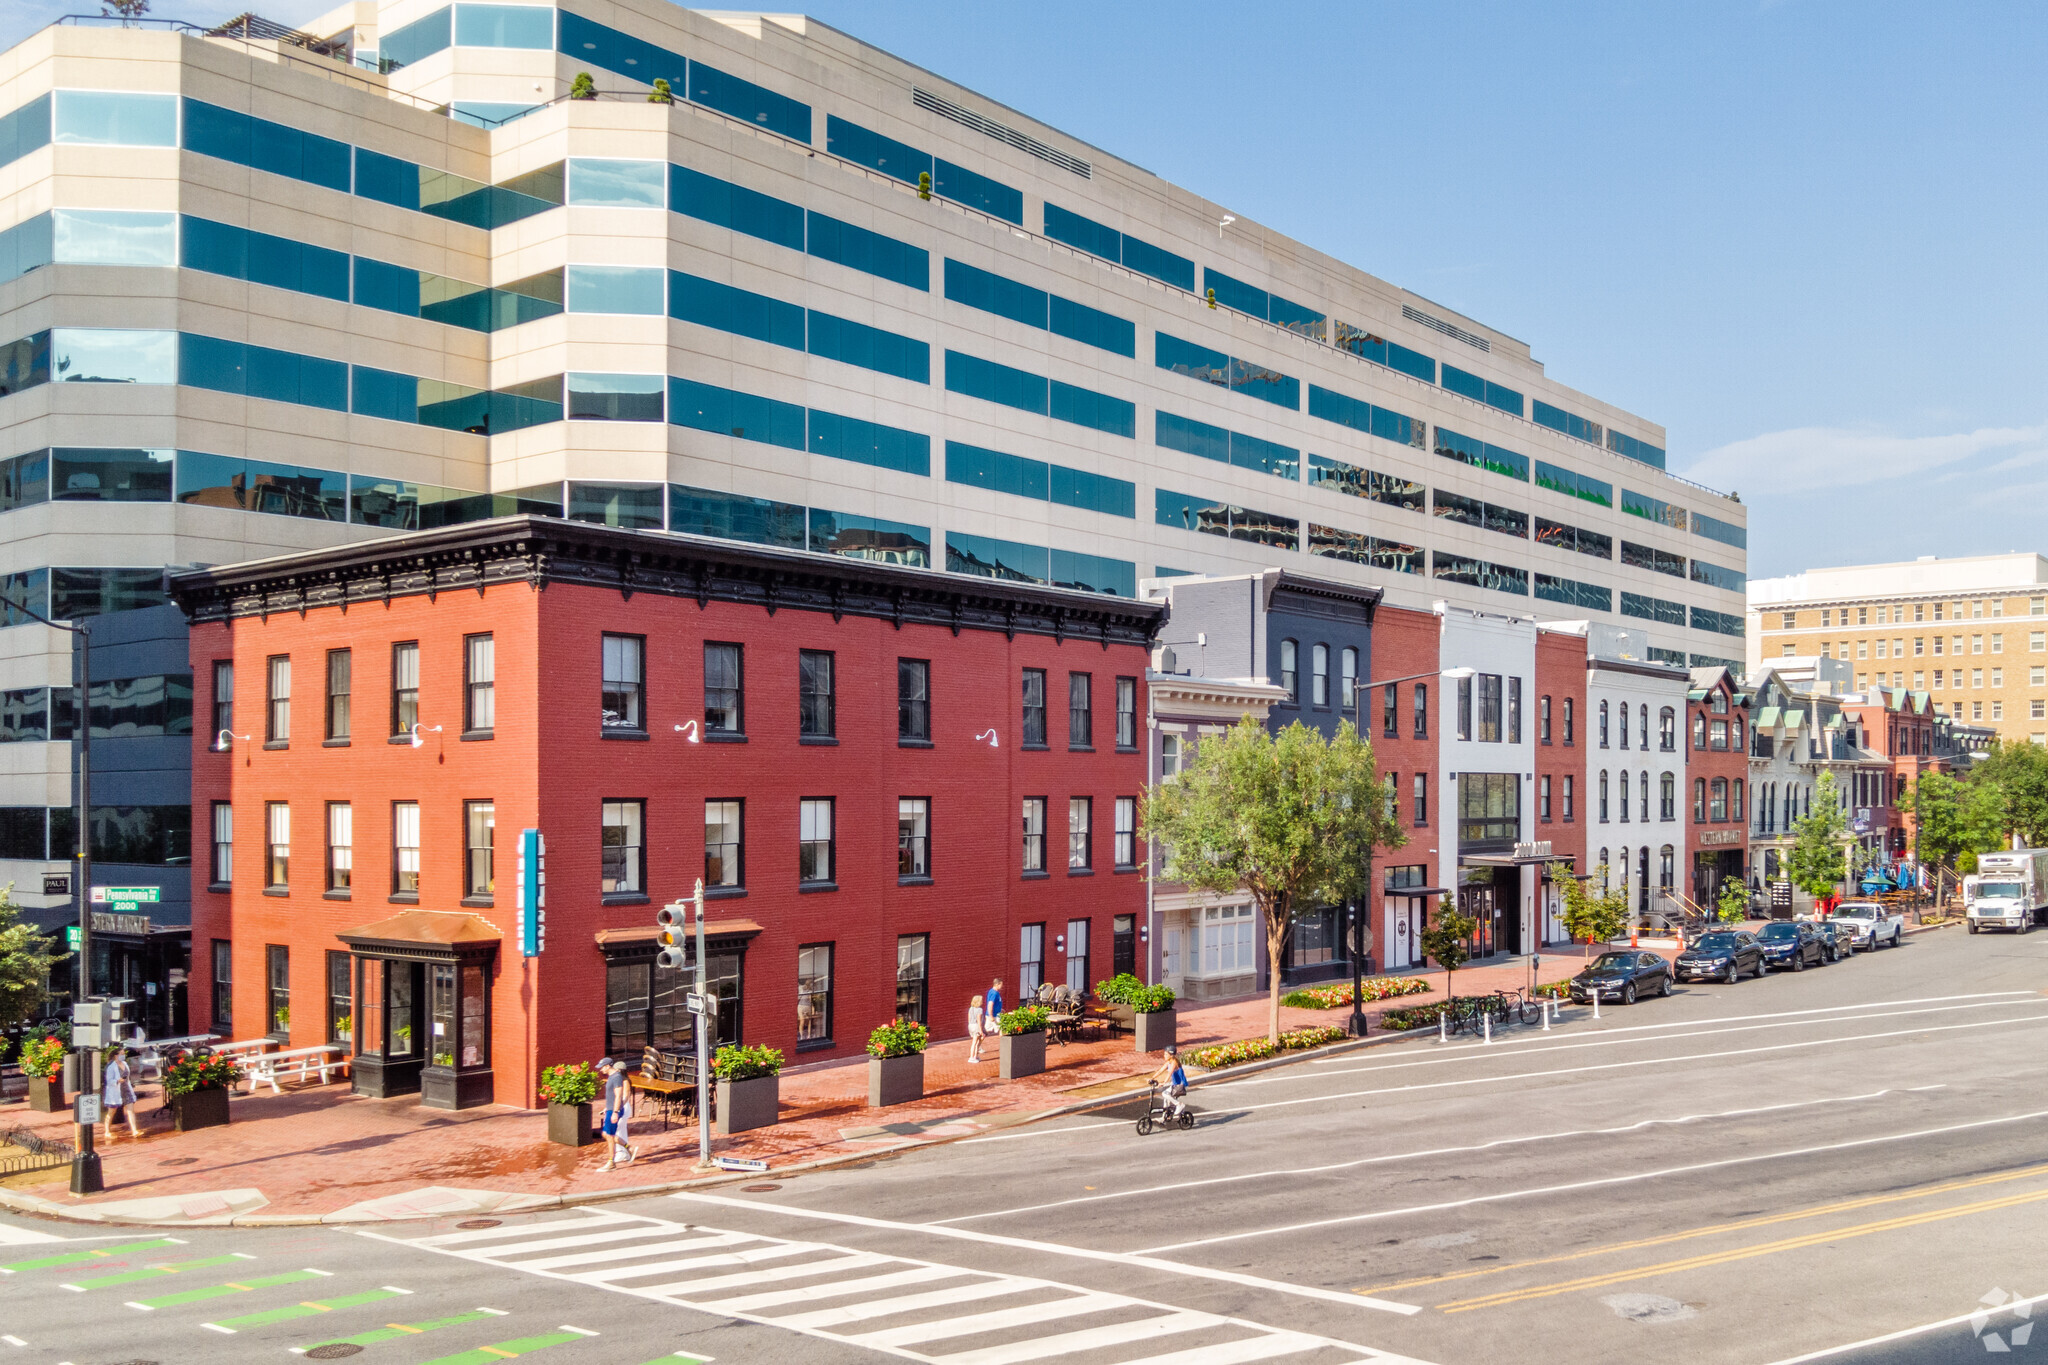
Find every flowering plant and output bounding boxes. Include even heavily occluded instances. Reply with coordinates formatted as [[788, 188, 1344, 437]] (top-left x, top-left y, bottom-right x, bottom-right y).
[[1093, 973, 1145, 1005], [711, 1043, 784, 1081], [1280, 977, 1432, 1009], [164, 1052, 241, 1096], [866, 1021, 928, 1059], [1186, 1038, 1278, 1069], [1280, 1024, 1346, 1050], [539, 1061, 601, 1105], [997, 1005, 1050, 1036], [18, 1035, 65, 1081], [1380, 1001, 1454, 1030]]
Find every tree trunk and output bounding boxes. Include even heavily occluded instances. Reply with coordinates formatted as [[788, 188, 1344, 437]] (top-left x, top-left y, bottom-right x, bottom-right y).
[[1264, 903, 1290, 1045]]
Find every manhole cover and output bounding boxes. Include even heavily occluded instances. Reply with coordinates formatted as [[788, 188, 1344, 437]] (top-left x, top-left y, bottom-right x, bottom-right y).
[[742, 1183, 781, 1193], [455, 1218, 501, 1230], [158, 1157, 198, 1167], [306, 1344, 366, 1359]]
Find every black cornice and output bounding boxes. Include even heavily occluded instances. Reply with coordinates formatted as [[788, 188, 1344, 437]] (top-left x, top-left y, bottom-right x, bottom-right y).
[[166, 516, 1165, 649]]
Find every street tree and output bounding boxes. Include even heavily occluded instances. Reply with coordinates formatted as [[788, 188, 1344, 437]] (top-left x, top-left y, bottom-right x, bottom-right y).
[[1906, 771, 2003, 873], [1554, 862, 1627, 945], [1143, 716, 1402, 1043], [1716, 876, 1750, 924], [1418, 908, 1476, 1004], [1787, 771, 1850, 902], [0, 884, 57, 1029], [1964, 740, 2048, 849]]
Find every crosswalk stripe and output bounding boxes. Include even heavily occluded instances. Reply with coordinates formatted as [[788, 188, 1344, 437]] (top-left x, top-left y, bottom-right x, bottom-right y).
[[515, 1234, 746, 1273], [576, 1242, 817, 1285], [845, 1291, 1130, 1349], [1127, 1331, 1339, 1365], [765, 1280, 1031, 1331], [701, 1264, 967, 1315], [457, 1227, 674, 1258], [937, 1311, 1217, 1365], [641, 1251, 892, 1299], [413, 1221, 618, 1249]]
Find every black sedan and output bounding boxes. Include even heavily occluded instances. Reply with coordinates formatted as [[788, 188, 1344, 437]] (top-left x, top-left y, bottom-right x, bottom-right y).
[[1569, 951, 1672, 1005], [1812, 920, 1855, 962], [1757, 920, 1826, 971], [1673, 930, 1765, 983]]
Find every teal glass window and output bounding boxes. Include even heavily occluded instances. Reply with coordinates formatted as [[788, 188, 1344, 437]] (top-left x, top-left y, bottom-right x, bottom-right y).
[[176, 450, 343, 519], [1156, 411, 1228, 464], [182, 98, 350, 192], [1690, 560, 1746, 593], [53, 328, 175, 385], [53, 91, 177, 148], [1155, 333, 1230, 388], [1608, 429, 1666, 469], [1307, 454, 1426, 512], [1434, 427, 1529, 481], [1308, 525, 1424, 575], [476, 377, 562, 434], [568, 158, 665, 207], [1119, 234, 1194, 292], [1334, 322, 1435, 383], [667, 376, 804, 449], [0, 94, 52, 173], [52, 209, 175, 268], [567, 264, 665, 314], [0, 569, 48, 626], [567, 373, 662, 421], [0, 449, 49, 511], [353, 148, 425, 212], [669, 484, 805, 549], [946, 531, 1048, 584], [1534, 517, 1612, 560], [1533, 399, 1604, 446], [1308, 384, 1426, 449], [1051, 549, 1136, 597], [455, 4, 553, 48], [669, 163, 804, 248], [51, 448, 172, 502], [353, 149, 556, 230], [1204, 268, 1267, 317], [1049, 464, 1135, 518], [1620, 592, 1687, 626], [348, 476, 508, 529], [50, 568, 168, 618], [1442, 364, 1524, 417], [568, 482, 663, 529], [0, 211, 52, 285], [808, 410, 930, 476], [1267, 295, 1326, 340], [1049, 296, 1135, 357], [1622, 489, 1688, 529], [415, 269, 561, 332], [945, 350, 1047, 415], [1534, 460, 1612, 507], [351, 367, 428, 425], [807, 213, 928, 290], [1154, 488, 1298, 550], [1227, 431, 1298, 481], [1534, 574, 1611, 612], [182, 217, 350, 301], [1043, 203, 1121, 262], [944, 259, 1046, 329], [1432, 554, 1528, 595], [689, 61, 811, 143], [555, 11, 683, 90], [933, 159, 1022, 225], [945, 441, 1047, 501], [808, 311, 929, 383], [808, 509, 931, 566], [1434, 490, 1526, 538], [352, 257, 422, 316], [826, 116, 929, 183], [1621, 540, 1686, 578], [668, 271, 804, 350], [1691, 607, 1745, 637], [379, 6, 452, 69], [1049, 380, 1135, 437], [0, 331, 52, 395], [1691, 510, 1746, 550], [179, 333, 347, 410]]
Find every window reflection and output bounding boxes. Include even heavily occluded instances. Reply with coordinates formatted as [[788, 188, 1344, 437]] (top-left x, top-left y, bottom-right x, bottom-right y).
[[565, 372, 663, 421], [567, 158, 666, 208], [51, 448, 173, 502], [50, 328, 175, 384], [52, 91, 178, 147], [565, 264, 665, 315], [52, 209, 175, 267]]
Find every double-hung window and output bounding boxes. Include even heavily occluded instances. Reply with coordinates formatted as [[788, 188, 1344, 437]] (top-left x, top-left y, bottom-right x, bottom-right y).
[[1068, 673, 1092, 748], [1115, 676, 1137, 748], [1383, 683, 1398, 737], [898, 659, 930, 741], [1477, 674, 1503, 742], [797, 944, 833, 1046], [210, 801, 233, 886], [705, 642, 743, 733], [265, 801, 289, 888], [1563, 697, 1575, 744], [1021, 797, 1046, 872], [1507, 677, 1522, 744], [898, 798, 930, 878], [265, 655, 290, 743], [326, 802, 351, 891], [1311, 644, 1329, 707], [1068, 796, 1092, 870], [896, 935, 928, 1024], [705, 800, 742, 887], [1019, 923, 1045, 992], [1022, 669, 1046, 746], [465, 634, 495, 733], [799, 650, 835, 738], [1414, 683, 1428, 738], [1540, 774, 1552, 821], [1114, 797, 1136, 867], [326, 649, 351, 741], [211, 939, 233, 1032], [602, 634, 643, 731], [392, 801, 421, 894], [465, 800, 494, 898], [1563, 774, 1575, 820], [799, 798, 834, 883], [601, 801, 644, 894], [391, 642, 420, 736], [1414, 773, 1428, 825], [1066, 918, 1091, 992], [1279, 640, 1298, 702], [1540, 695, 1552, 743], [211, 660, 234, 745]]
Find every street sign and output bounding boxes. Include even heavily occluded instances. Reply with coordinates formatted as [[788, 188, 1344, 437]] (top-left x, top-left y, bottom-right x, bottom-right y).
[[713, 1156, 768, 1174], [515, 829, 545, 957], [43, 873, 68, 895], [685, 993, 710, 1015], [75, 1094, 101, 1125], [1771, 881, 1793, 909], [92, 885, 161, 915], [65, 926, 81, 950]]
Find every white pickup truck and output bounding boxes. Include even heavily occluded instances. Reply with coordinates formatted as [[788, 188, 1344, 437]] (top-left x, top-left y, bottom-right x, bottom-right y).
[[1830, 902, 1904, 950]]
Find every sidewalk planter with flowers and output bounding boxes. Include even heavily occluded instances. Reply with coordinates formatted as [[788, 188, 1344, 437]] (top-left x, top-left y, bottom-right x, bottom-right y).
[[165, 1052, 241, 1132], [865, 1021, 928, 1107], [1092, 973, 1144, 1033], [1130, 984, 1177, 1053], [998, 1005, 1050, 1080], [20, 1036, 65, 1112], [539, 1062, 601, 1147], [712, 1044, 783, 1135]]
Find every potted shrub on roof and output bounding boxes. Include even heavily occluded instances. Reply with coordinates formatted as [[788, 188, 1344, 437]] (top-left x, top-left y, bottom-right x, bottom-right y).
[[866, 1020, 927, 1107], [1131, 982, 1178, 1053], [539, 1061, 600, 1147], [997, 1004, 1049, 1080], [19, 1035, 65, 1113], [711, 1043, 783, 1136], [165, 1051, 241, 1132]]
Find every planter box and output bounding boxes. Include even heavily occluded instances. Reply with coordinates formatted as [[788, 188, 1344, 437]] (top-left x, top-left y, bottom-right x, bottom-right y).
[[547, 1100, 596, 1147], [999, 1030, 1045, 1080], [27, 1074, 64, 1113], [1102, 1003, 1135, 1034], [172, 1086, 231, 1133], [715, 1074, 779, 1135], [867, 1052, 924, 1108], [1134, 1008, 1177, 1053]]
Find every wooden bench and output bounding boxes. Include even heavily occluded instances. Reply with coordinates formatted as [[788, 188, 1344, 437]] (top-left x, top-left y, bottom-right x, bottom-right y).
[[243, 1044, 346, 1094]]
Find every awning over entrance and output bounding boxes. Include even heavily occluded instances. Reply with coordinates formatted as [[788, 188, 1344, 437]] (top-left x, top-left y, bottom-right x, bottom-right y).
[[339, 910, 503, 957]]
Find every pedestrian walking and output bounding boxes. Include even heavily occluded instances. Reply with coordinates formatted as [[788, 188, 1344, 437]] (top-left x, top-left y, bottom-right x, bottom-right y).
[[101, 1046, 142, 1141], [597, 1057, 637, 1171], [967, 995, 985, 1062], [985, 977, 1005, 1030]]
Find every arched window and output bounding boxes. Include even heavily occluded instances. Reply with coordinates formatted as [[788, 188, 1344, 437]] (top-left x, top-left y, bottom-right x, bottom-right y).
[[1660, 707, 1676, 750], [1311, 643, 1329, 707], [1639, 704, 1650, 750], [1639, 771, 1650, 823], [1693, 712, 1706, 749], [1732, 778, 1745, 822], [1340, 647, 1357, 712], [1660, 772, 1675, 821], [1659, 846, 1675, 890], [1563, 697, 1575, 744], [1710, 777, 1729, 822], [1599, 848, 1611, 886], [1599, 770, 1610, 822], [1734, 717, 1746, 750], [1694, 778, 1707, 822], [1617, 847, 1630, 890], [1279, 640, 1298, 702], [1618, 770, 1629, 822], [1599, 699, 1610, 747], [1619, 703, 1629, 750], [1711, 689, 1728, 715]]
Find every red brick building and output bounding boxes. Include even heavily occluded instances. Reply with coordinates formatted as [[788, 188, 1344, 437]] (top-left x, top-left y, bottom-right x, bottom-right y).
[[171, 518, 1159, 1109], [1362, 602, 1440, 971], [1533, 626, 1588, 939], [1844, 687, 1940, 857], [1687, 665, 1751, 905]]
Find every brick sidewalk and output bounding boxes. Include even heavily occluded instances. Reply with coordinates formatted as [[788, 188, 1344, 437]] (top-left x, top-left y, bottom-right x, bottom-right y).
[[0, 948, 1610, 1221]]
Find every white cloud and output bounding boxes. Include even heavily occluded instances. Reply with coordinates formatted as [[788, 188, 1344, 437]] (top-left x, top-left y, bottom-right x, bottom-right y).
[[1681, 422, 2048, 496]]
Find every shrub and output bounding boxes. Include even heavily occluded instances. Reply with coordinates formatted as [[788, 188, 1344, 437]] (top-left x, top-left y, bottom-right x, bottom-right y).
[[1280, 977, 1432, 1009], [569, 71, 596, 100], [1187, 1038, 1277, 1069], [648, 77, 674, 104], [18, 1035, 64, 1080], [1280, 1024, 1345, 1050], [1529, 980, 1570, 1000], [1093, 973, 1145, 1005], [538, 1061, 601, 1105], [866, 1020, 928, 1059], [164, 1052, 240, 1096], [1131, 983, 1176, 1014], [711, 1043, 784, 1081], [997, 1005, 1050, 1036]]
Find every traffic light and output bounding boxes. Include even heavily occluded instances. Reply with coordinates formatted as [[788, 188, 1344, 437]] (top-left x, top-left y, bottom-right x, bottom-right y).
[[655, 903, 689, 971]]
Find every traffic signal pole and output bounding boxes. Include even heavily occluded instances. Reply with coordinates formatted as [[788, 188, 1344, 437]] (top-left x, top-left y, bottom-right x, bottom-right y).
[[71, 621, 100, 1195], [693, 877, 708, 1168]]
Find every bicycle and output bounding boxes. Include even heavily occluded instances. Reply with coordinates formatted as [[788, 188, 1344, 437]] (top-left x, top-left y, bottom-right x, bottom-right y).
[[1135, 1083, 1195, 1135]]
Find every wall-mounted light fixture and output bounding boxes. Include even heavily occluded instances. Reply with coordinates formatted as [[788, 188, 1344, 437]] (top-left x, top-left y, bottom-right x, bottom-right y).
[[975, 729, 999, 748], [214, 729, 250, 753], [674, 720, 700, 743], [409, 722, 442, 750]]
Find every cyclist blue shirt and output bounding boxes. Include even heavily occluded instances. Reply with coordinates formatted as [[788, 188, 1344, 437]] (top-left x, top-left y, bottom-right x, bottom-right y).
[[1170, 1063, 1186, 1087]]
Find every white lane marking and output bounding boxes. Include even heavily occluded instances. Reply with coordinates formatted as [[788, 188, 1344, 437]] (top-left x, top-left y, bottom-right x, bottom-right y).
[[0, 1224, 63, 1247], [932, 1089, 1908, 1224], [667, 1194, 1423, 1317], [961, 1120, 1127, 1145], [515, 1232, 748, 1272], [935, 1311, 1215, 1364], [769, 1279, 1031, 1330], [703, 1264, 963, 1314], [200, 1323, 234, 1335], [559, 1326, 599, 1336], [379, 1286, 414, 1294], [1130, 1105, 2048, 1255], [1, 1335, 25, 1346], [1761, 1286, 2048, 1364], [843, 1290, 1127, 1348]]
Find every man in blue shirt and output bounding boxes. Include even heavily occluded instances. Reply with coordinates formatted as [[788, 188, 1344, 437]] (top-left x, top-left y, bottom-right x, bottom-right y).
[[985, 977, 1004, 1028]]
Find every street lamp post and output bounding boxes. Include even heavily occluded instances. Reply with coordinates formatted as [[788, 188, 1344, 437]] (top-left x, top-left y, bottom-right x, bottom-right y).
[[1344, 665, 1474, 1038]]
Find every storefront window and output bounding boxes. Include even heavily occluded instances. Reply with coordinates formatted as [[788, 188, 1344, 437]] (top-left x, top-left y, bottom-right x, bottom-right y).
[[430, 964, 456, 1068], [327, 951, 352, 1046], [1200, 904, 1255, 974]]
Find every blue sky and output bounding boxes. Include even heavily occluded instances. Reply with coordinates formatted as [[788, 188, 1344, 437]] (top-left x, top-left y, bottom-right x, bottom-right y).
[[10, 0, 2045, 579]]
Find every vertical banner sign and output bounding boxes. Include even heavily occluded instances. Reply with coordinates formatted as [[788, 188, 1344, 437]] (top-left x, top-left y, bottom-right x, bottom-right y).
[[516, 828, 545, 956]]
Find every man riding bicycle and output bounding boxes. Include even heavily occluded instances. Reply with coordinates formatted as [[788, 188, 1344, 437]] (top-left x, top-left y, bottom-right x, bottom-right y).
[[1148, 1046, 1188, 1120]]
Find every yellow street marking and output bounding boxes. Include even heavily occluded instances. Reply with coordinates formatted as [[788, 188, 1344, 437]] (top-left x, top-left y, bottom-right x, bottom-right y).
[[480, 1347, 519, 1358]]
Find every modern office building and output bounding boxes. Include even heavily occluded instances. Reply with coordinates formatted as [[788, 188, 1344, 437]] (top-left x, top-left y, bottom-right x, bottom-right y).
[[0, 1, 1747, 993], [1750, 553, 2048, 745]]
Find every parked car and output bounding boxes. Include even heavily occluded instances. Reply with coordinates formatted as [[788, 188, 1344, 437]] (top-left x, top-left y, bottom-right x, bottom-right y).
[[1757, 920, 1826, 971], [1812, 920, 1855, 962], [1673, 930, 1765, 983], [1831, 902, 1904, 949], [1569, 951, 1672, 1005]]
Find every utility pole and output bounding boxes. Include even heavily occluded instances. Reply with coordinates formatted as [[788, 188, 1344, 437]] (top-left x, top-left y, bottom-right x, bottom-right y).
[[693, 877, 708, 1169]]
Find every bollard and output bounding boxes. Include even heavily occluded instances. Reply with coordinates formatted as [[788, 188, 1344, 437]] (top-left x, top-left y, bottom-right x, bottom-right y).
[[1483, 1013, 1492, 1046], [1542, 998, 1553, 1031], [1438, 1008, 1448, 1045], [1593, 988, 1601, 1021]]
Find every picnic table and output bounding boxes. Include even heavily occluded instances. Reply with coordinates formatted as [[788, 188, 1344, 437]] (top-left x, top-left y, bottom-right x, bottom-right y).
[[210, 1037, 279, 1060], [242, 1044, 346, 1094], [131, 1034, 221, 1080]]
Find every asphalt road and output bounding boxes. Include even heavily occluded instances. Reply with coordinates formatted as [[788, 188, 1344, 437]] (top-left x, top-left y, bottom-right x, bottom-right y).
[[4, 923, 2045, 1365]]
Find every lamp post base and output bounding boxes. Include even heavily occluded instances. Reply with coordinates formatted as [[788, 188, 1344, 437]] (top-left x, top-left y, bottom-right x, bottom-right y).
[[70, 1150, 102, 1195], [1346, 1008, 1369, 1037]]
